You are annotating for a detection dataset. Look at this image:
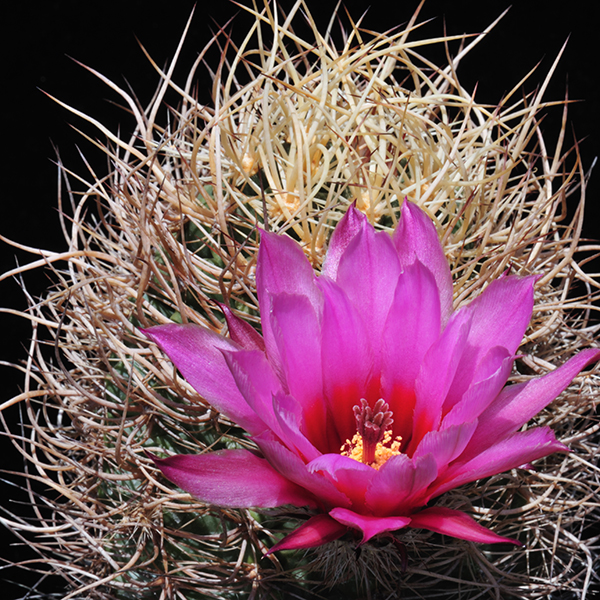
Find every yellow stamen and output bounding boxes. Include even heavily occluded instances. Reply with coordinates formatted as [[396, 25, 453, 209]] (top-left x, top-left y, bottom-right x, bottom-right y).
[[341, 430, 402, 470]]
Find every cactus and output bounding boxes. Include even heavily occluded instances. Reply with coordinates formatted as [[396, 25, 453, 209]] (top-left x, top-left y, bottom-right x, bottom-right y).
[[1, 2, 599, 598]]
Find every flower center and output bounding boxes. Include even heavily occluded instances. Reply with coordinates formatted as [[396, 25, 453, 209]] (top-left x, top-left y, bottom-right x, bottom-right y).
[[340, 398, 402, 470]]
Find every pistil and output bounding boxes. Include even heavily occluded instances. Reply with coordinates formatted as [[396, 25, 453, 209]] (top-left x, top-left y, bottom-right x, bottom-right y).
[[353, 398, 394, 465]]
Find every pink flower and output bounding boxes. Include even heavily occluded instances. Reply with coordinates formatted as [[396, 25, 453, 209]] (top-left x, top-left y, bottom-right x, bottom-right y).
[[143, 202, 599, 553]]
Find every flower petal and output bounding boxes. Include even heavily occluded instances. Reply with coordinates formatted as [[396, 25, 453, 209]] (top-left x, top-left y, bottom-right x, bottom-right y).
[[409, 507, 521, 545], [441, 348, 514, 429], [466, 274, 536, 356], [336, 222, 401, 370], [442, 275, 536, 411], [330, 508, 411, 544], [266, 514, 348, 554], [307, 453, 375, 510], [431, 426, 567, 497], [413, 420, 478, 472], [272, 392, 321, 462], [381, 260, 441, 443], [409, 308, 472, 452], [322, 205, 368, 280], [257, 231, 321, 304], [142, 324, 265, 435], [366, 452, 438, 515], [319, 278, 372, 444], [255, 432, 352, 508], [393, 201, 453, 322], [222, 349, 286, 440], [151, 449, 316, 508], [256, 230, 322, 376], [271, 293, 328, 451], [464, 348, 600, 457], [217, 302, 265, 351]]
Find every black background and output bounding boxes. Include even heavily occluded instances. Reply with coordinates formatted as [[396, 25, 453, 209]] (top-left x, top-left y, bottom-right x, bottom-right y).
[[2, 1, 599, 597]]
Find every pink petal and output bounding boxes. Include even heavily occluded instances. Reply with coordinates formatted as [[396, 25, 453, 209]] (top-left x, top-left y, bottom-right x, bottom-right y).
[[142, 324, 265, 435], [322, 205, 368, 280], [393, 201, 453, 322], [431, 426, 567, 498], [336, 223, 401, 371], [441, 348, 514, 429], [366, 453, 438, 516], [271, 293, 328, 452], [217, 302, 265, 351], [272, 392, 321, 462], [256, 230, 322, 376], [257, 231, 321, 304], [222, 349, 286, 440], [307, 453, 375, 510], [413, 421, 478, 471], [465, 348, 600, 457], [150, 449, 316, 508], [409, 507, 521, 545], [466, 274, 536, 356], [255, 432, 352, 509], [442, 276, 536, 411], [319, 278, 372, 444], [409, 308, 472, 453], [329, 507, 411, 544], [381, 260, 441, 443], [266, 514, 348, 554]]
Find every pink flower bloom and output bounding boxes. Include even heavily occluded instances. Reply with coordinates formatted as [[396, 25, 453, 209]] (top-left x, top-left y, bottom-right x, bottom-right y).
[[143, 202, 599, 553]]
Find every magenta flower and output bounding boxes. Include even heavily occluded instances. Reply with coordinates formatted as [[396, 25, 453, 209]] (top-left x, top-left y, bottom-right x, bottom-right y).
[[143, 202, 599, 553]]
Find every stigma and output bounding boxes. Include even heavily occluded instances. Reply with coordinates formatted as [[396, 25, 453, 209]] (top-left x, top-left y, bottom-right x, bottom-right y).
[[341, 399, 402, 470]]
